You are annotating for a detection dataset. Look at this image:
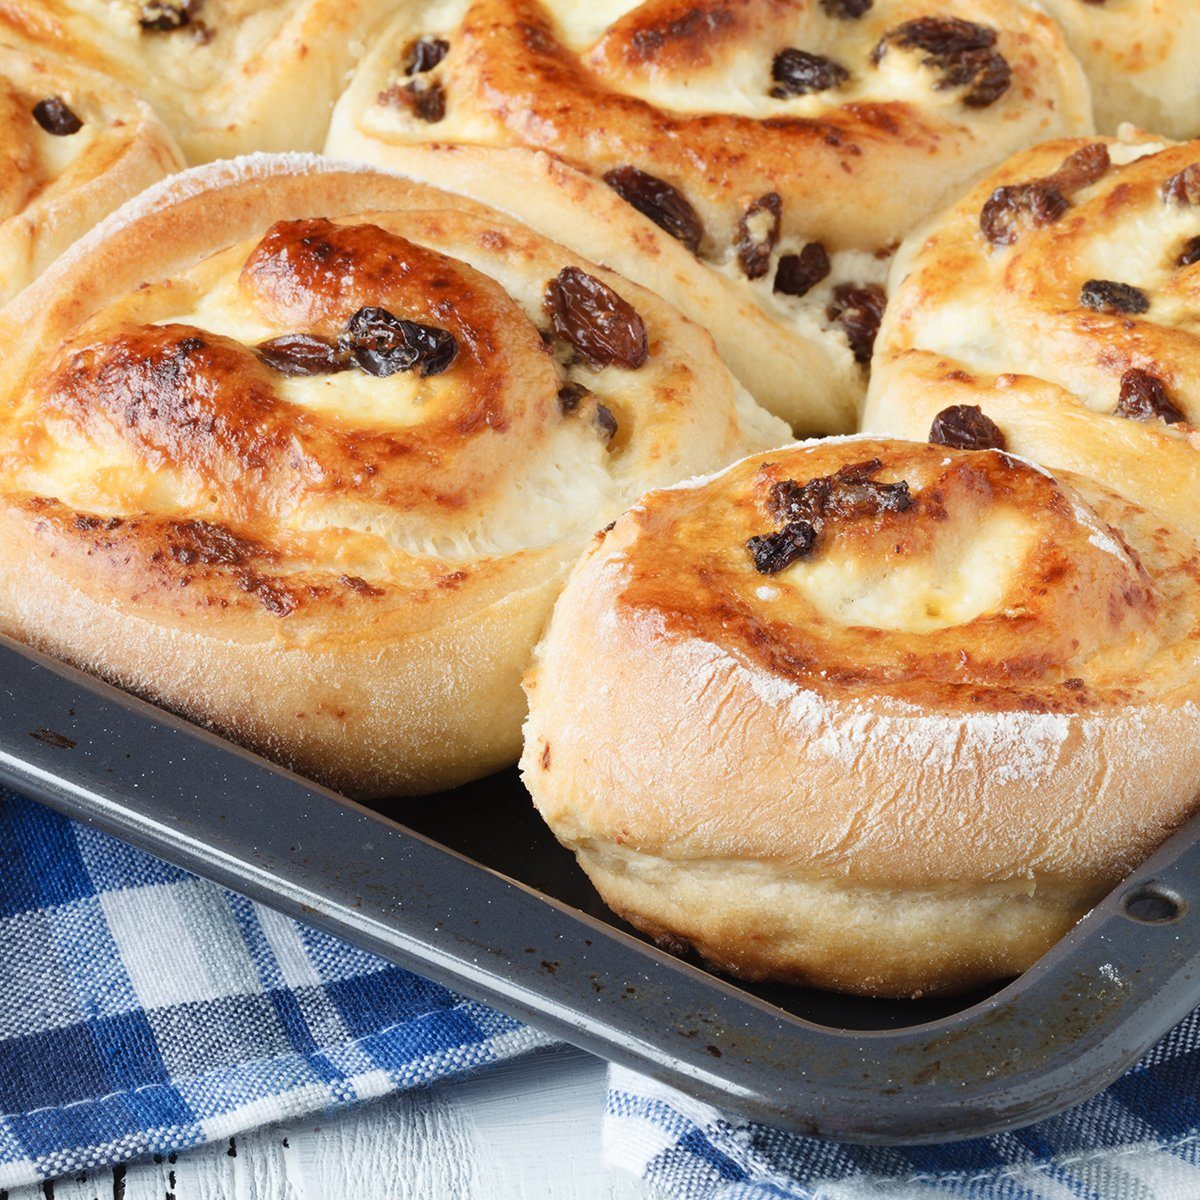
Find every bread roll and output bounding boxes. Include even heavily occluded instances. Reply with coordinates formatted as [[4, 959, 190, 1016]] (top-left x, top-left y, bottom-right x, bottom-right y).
[[0, 42, 181, 307], [521, 437, 1200, 997], [1032, 0, 1200, 139], [0, 153, 787, 797], [326, 0, 1092, 432], [866, 132, 1200, 538], [0, 0, 401, 162]]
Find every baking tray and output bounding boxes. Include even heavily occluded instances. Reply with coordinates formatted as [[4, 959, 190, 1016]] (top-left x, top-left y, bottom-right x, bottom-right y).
[[2, 632, 1198, 1144]]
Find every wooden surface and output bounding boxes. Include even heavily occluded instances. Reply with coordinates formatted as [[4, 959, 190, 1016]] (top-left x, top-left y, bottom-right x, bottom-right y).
[[8, 1048, 649, 1200]]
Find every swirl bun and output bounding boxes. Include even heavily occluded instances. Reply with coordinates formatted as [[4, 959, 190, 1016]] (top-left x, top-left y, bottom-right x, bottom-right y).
[[0, 154, 786, 796], [521, 437, 1200, 996], [326, 0, 1091, 431], [1033, 0, 1200, 139], [866, 133, 1200, 537], [0, 42, 181, 306], [0, 0, 399, 162]]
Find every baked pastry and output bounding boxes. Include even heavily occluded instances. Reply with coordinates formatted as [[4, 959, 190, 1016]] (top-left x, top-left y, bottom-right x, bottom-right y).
[[0, 153, 787, 797], [326, 0, 1092, 432], [0, 0, 401, 163], [866, 132, 1200, 537], [0, 41, 181, 307], [521, 437, 1200, 997], [1031, 0, 1200, 139]]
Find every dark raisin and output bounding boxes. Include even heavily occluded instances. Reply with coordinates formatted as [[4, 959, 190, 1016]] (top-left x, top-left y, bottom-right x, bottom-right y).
[[545, 266, 649, 370], [736, 193, 782, 280], [405, 37, 449, 74], [820, 0, 872, 17], [138, 0, 199, 31], [774, 243, 831, 297], [1079, 279, 1149, 315], [871, 17, 1010, 107], [32, 97, 82, 136], [603, 166, 704, 254], [1115, 369, 1184, 424], [1178, 236, 1200, 267], [749, 460, 911, 572], [747, 521, 818, 574], [1162, 164, 1200, 205], [340, 307, 458, 377], [405, 79, 446, 123], [556, 382, 589, 413], [595, 404, 618, 442], [826, 282, 886, 363], [256, 335, 349, 377], [770, 48, 850, 97], [979, 144, 1109, 246], [929, 404, 1006, 450]]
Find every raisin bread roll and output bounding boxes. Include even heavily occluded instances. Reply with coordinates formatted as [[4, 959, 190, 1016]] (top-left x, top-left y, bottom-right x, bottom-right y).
[[0, 0, 401, 163], [521, 437, 1200, 997], [0, 154, 786, 797], [0, 42, 181, 307], [1031, 0, 1199, 139], [866, 132, 1200, 537], [326, 0, 1091, 432]]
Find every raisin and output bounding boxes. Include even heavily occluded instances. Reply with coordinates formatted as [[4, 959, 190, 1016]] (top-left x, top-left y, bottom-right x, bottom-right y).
[[544, 266, 649, 370], [32, 96, 82, 136], [826, 282, 886, 363], [404, 79, 446, 122], [1178, 236, 1200, 267], [748, 459, 911, 573], [556, 382, 589, 413], [770, 48, 850, 97], [595, 404, 618, 442], [736, 193, 782, 280], [404, 37, 449, 74], [747, 521, 818, 574], [139, 0, 199, 30], [774, 243, 831, 297], [340, 307, 458, 377], [1115, 369, 1184, 424], [928, 404, 1006, 450], [1162, 164, 1200, 205], [256, 335, 349, 377], [1079, 279, 1149, 315], [980, 144, 1109, 246], [768, 460, 912, 526], [603, 166, 704, 254], [821, 0, 872, 16], [872, 17, 1010, 107]]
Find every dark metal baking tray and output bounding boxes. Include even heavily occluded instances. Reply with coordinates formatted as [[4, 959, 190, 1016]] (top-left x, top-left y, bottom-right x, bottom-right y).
[[2, 633, 1197, 1144]]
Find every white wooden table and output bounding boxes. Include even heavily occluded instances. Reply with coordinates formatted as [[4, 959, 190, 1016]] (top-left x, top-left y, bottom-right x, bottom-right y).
[[9, 1048, 649, 1200]]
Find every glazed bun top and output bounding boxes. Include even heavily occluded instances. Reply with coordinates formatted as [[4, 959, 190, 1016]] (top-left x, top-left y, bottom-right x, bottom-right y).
[[0, 0, 399, 161], [0, 154, 785, 642], [1034, 0, 1200, 139], [602, 437, 1200, 719], [338, 0, 1092, 255], [0, 41, 182, 305], [866, 133, 1200, 536]]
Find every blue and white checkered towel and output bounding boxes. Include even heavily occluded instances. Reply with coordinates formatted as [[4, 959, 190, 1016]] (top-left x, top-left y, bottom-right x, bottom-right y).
[[6, 786, 1200, 1199]]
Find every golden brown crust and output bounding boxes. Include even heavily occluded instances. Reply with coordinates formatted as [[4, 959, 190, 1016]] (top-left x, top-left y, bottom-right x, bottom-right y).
[[0, 41, 182, 306], [0, 154, 788, 796], [867, 133, 1200, 538], [327, 0, 1091, 430], [0, 0, 401, 162], [521, 437, 1200, 996]]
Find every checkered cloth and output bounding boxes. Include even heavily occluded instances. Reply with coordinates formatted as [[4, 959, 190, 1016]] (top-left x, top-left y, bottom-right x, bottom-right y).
[[0, 790, 553, 1186], [604, 1037, 1200, 1200], [8, 784, 1200, 1198]]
